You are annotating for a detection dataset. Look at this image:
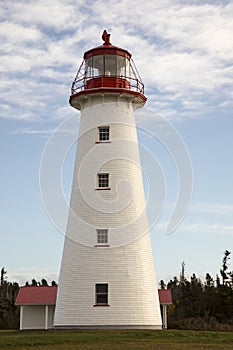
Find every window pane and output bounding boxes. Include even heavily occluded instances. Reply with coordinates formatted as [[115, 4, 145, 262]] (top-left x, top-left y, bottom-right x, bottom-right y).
[[96, 294, 108, 304], [98, 173, 109, 188], [96, 284, 108, 293], [99, 126, 109, 141], [105, 55, 117, 76], [117, 56, 126, 77], [85, 57, 93, 79], [93, 55, 104, 76], [125, 58, 130, 78], [97, 229, 108, 244], [96, 283, 108, 305]]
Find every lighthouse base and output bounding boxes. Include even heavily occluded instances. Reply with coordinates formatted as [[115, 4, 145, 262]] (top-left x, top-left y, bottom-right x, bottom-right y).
[[54, 324, 162, 330]]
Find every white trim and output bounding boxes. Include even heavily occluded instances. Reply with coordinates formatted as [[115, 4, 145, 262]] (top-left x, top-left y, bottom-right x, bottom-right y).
[[20, 305, 23, 330], [45, 305, 49, 330], [162, 304, 167, 329]]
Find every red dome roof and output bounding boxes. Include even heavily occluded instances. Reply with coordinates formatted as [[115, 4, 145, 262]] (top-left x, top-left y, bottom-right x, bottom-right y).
[[84, 30, 131, 59], [84, 44, 131, 60]]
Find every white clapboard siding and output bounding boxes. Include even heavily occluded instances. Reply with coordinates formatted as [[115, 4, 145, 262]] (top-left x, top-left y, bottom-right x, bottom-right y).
[[54, 95, 162, 329]]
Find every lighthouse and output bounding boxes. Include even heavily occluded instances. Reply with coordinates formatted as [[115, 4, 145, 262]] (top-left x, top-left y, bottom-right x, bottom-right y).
[[54, 30, 162, 329]]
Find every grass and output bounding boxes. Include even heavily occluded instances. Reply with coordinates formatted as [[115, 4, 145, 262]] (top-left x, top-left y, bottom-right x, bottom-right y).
[[0, 329, 233, 350]]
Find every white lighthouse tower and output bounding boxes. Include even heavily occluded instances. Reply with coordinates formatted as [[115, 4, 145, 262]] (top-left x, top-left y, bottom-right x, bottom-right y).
[[54, 31, 162, 329]]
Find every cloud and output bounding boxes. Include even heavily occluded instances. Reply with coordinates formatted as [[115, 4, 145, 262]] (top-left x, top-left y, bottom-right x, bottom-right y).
[[8, 270, 59, 285], [11, 128, 54, 136], [152, 200, 233, 237], [178, 222, 233, 236], [0, 22, 42, 43], [190, 202, 233, 216], [1, 0, 84, 31], [156, 220, 233, 237], [0, 0, 233, 122]]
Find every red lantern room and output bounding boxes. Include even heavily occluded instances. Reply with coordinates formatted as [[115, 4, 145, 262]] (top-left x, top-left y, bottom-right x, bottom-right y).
[[70, 30, 147, 110]]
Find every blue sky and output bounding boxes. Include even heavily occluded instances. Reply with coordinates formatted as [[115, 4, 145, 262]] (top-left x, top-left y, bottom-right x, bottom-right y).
[[1, 0, 233, 285]]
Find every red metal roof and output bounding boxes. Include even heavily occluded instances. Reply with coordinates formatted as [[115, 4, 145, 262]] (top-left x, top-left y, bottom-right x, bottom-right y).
[[158, 289, 172, 305], [83, 30, 131, 59], [15, 286, 57, 305], [15, 286, 171, 306]]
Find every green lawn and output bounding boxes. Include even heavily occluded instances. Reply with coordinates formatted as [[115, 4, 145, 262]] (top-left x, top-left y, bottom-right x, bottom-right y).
[[0, 329, 233, 350]]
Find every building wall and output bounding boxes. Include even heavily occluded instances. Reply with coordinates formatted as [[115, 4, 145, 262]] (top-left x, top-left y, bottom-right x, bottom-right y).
[[54, 96, 162, 328], [48, 305, 55, 328], [55, 233, 161, 328], [21, 305, 45, 330], [20, 305, 55, 330]]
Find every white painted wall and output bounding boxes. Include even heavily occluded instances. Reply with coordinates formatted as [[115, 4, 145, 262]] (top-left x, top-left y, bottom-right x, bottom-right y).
[[20, 305, 55, 330], [21, 305, 45, 330], [54, 94, 162, 328], [48, 305, 56, 328]]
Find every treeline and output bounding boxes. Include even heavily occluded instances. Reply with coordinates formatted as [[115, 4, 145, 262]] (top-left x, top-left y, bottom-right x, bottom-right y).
[[25, 278, 57, 287], [160, 250, 233, 330], [0, 268, 19, 329], [0, 268, 56, 329]]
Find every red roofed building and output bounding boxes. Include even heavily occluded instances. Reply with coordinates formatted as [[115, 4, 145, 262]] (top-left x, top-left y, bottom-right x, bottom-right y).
[[15, 286, 172, 330], [158, 289, 172, 329], [15, 286, 57, 330]]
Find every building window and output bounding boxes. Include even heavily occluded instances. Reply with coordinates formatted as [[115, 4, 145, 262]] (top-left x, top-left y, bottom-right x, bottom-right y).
[[99, 126, 109, 141], [97, 229, 108, 244], [95, 283, 108, 305], [97, 173, 109, 188]]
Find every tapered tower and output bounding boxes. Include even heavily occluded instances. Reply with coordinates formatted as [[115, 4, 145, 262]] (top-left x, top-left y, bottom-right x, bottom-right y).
[[54, 31, 162, 329]]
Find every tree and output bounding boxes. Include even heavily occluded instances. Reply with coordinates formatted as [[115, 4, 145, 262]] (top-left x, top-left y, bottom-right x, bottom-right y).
[[41, 279, 48, 286], [0, 268, 19, 329], [220, 250, 231, 285], [205, 273, 214, 288], [0, 268, 7, 285], [159, 280, 166, 289], [216, 274, 221, 287], [180, 261, 186, 289], [229, 271, 233, 287], [31, 279, 38, 286]]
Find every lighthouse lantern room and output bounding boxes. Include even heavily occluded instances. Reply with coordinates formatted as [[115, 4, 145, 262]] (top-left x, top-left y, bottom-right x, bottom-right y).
[[54, 30, 162, 329], [70, 30, 146, 109]]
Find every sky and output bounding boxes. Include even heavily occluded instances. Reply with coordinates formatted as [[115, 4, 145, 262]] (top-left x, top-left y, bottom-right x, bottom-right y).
[[1, 0, 233, 286]]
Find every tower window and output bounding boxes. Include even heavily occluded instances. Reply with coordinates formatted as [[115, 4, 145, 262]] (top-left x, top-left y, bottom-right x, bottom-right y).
[[97, 173, 109, 188], [95, 283, 108, 305], [97, 229, 108, 244], [99, 126, 110, 141]]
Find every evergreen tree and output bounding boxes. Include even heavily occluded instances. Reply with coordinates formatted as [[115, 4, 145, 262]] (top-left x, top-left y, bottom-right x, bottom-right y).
[[41, 279, 48, 286], [220, 250, 231, 285], [0, 268, 19, 329], [31, 279, 38, 286], [159, 280, 166, 289], [0, 268, 7, 285]]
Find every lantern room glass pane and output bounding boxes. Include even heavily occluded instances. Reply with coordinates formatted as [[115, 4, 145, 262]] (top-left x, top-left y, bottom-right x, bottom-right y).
[[105, 54, 117, 76], [85, 54, 130, 79], [125, 57, 130, 78], [85, 55, 104, 78], [93, 55, 104, 76], [117, 56, 126, 77], [85, 57, 93, 79]]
